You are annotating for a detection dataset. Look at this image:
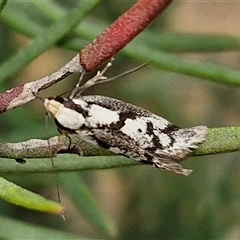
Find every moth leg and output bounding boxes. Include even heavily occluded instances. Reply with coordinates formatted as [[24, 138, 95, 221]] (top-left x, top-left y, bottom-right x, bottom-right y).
[[66, 135, 72, 150]]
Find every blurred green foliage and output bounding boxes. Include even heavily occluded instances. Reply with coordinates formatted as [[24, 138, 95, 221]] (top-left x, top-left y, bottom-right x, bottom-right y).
[[1, 0, 240, 239]]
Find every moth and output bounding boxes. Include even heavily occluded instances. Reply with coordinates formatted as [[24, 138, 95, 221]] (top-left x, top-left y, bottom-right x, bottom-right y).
[[44, 62, 208, 176]]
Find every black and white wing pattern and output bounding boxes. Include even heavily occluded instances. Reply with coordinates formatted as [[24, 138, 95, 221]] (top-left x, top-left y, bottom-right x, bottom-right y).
[[44, 95, 208, 176]]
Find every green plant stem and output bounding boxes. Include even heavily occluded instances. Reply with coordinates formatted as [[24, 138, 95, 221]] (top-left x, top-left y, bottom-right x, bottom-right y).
[[123, 44, 240, 87], [0, 0, 100, 82], [0, 155, 138, 174], [7, 2, 240, 53], [194, 127, 240, 155], [1, 127, 240, 174], [1, 2, 240, 87]]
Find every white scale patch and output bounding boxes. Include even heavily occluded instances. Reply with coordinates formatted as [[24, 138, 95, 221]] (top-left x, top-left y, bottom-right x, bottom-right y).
[[86, 104, 119, 128], [55, 106, 85, 130], [72, 98, 88, 108], [120, 117, 172, 148], [149, 115, 170, 130], [120, 118, 154, 149], [120, 118, 147, 137], [157, 132, 171, 147]]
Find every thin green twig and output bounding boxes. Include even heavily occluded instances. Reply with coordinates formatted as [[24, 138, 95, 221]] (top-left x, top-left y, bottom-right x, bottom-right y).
[[0, 0, 100, 82], [1, 127, 240, 174]]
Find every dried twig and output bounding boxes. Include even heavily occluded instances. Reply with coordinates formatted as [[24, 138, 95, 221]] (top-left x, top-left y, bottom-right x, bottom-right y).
[[0, 55, 81, 113], [0, 135, 112, 159]]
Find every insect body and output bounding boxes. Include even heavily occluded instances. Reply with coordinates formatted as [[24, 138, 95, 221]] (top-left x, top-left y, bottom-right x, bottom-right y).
[[44, 95, 208, 176]]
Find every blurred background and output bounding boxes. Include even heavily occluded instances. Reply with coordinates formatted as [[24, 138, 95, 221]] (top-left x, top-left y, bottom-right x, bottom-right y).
[[1, 1, 240, 239]]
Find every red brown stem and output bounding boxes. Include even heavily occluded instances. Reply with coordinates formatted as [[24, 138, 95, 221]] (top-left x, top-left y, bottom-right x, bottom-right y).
[[0, 55, 81, 114], [0, 85, 24, 113], [80, 0, 172, 72]]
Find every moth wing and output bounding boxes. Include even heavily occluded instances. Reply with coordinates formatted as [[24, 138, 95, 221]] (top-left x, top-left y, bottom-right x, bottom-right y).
[[88, 128, 192, 176]]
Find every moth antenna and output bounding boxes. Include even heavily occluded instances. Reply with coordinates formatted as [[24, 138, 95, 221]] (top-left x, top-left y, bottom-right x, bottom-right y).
[[58, 90, 71, 97], [32, 92, 44, 102], [33, 92, 51, 118]]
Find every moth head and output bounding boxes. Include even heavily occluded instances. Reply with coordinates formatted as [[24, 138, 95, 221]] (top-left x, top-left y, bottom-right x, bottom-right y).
[[44, 97, 64, 117]]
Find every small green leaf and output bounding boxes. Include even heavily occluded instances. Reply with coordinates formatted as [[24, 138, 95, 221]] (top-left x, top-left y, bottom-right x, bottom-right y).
[[0, 176, 64, 214]]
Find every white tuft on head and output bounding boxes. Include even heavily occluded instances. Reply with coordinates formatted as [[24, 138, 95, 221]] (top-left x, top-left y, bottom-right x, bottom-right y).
[[44, 98, 86, 130], [44, 99, 62, 116]]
